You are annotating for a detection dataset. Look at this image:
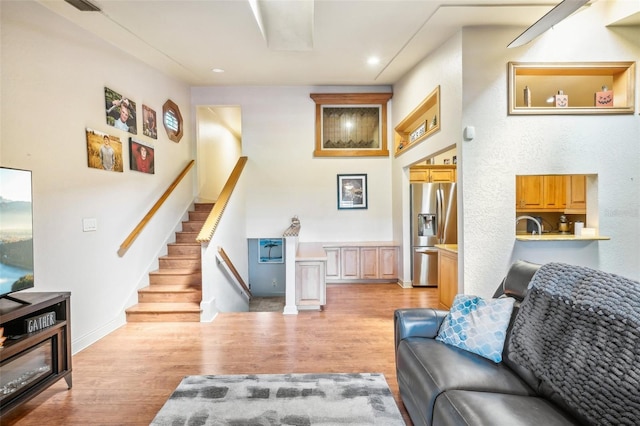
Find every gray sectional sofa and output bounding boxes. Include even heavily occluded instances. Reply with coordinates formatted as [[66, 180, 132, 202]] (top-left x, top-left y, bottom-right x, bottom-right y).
[[394, 260, 640, 426]]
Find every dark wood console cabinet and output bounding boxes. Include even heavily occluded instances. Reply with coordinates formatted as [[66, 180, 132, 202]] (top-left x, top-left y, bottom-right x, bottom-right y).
[[0, 292, 72, 417]]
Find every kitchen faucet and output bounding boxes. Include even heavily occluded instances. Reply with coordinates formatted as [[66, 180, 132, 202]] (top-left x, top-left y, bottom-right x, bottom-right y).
[[516, 215, 542, 236]]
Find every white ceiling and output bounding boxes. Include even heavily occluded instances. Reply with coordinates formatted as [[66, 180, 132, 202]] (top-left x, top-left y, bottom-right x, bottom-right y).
[[37, 0, 582, 87]]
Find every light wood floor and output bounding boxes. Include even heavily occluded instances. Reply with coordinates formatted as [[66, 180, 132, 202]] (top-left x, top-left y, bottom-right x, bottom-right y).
[[2, 283, 438, 425]]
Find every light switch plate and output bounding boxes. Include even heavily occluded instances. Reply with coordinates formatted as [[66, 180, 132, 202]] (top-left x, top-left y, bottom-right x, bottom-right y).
[[83, 218, 97, 232]]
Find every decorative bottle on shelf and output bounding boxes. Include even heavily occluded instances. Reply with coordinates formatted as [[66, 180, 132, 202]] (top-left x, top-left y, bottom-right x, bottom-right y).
[[524, 86, 531, 107], [595, 85, 613, 107], [554, 90, 568, 108]]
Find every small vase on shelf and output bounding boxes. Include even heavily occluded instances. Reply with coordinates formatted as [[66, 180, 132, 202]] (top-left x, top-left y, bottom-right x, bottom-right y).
[[524, 86, 531, 107]]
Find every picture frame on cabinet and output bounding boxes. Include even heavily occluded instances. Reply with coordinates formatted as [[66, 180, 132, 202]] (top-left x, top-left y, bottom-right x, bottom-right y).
[[258, 238, 284, 263], [337, 174, 368, 210], [310, 93, 392, 157]]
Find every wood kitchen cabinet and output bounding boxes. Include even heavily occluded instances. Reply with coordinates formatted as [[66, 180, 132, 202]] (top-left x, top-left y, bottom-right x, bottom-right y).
[[295, 261, 326, 309], [324, 245, 398, 282], [437, 247, 458, 310], [324, 247, 341, 280], [340, 247, 360, 279], [566, 175, 587, 213], [516, 174, 586, 213], [410, 165, 456, 183], [516, 175, 544, 209], [543, 175, 566, 209], [295, 243, 328, 310], [378, 246, 399, 279], [360, 247, 379, 279], [516, 174, 566, 210]]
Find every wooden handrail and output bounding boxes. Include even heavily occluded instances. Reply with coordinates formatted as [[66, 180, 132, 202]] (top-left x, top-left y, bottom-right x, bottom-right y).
[[217, 247, 252, 300], [196, 156, 248, 242], [118, 160, 195, 256]]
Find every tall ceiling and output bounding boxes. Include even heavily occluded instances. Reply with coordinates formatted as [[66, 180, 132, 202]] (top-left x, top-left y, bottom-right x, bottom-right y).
[[36, 0, 590, 87]]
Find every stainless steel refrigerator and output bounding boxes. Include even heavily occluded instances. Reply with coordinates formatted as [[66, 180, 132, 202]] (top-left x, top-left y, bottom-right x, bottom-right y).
[[411, 182, 457, 287]]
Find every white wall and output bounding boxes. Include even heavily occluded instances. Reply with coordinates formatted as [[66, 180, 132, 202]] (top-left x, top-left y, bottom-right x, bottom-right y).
[[191, 86, 395, 243], [392, 2, 639, 298], [196, 107, 242, 202], [200, 169, 249, 320], [1, 2, 194, 352]]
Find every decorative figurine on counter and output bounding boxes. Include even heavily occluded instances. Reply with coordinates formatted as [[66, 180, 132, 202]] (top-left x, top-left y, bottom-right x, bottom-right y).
[[595, 85, 613, 107]]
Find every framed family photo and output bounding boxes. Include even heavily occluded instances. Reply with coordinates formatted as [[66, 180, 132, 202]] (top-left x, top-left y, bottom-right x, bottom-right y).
[[85, 128, 123, 172], [129, 138, 155, 174], [337, 174, 367, 210], [105, 87, 137, 135]]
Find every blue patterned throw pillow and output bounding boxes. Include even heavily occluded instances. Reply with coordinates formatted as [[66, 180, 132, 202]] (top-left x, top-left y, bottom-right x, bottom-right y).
[[435, 294, 515, 363]]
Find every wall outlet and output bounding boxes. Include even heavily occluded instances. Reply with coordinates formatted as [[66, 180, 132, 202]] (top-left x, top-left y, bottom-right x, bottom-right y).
[[272, 278, 277, 287]]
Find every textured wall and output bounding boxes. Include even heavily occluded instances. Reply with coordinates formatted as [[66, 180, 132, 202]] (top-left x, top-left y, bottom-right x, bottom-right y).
[[459, 4, 640, 296], [391, 2, 640, 296]]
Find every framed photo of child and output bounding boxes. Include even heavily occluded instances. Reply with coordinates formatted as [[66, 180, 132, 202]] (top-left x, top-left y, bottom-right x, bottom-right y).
[[129, 138, 155, 174]]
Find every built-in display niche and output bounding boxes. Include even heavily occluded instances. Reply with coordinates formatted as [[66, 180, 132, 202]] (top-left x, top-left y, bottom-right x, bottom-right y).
[[515, 174, 598, 237], [508, 62, 636, 115]]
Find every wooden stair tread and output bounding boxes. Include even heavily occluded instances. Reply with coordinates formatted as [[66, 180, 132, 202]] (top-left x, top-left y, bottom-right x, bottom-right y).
[[194, 203, 214, 210], [159, 254, 200, 260], [150, 268, 201, 275], [126, 303, 201, 313], [139, 285, 200, 292]]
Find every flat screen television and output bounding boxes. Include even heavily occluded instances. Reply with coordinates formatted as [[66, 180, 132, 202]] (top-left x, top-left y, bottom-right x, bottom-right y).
[[0, 167, 35, 303]]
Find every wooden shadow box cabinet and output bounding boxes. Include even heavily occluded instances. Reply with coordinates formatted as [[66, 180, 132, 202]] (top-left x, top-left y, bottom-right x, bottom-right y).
[[0, 292, 72, 417]]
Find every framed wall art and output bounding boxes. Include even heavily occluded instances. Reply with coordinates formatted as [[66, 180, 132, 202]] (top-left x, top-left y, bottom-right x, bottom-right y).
[[310, 93, 392, 157], [105, 87, 137, 134], [129, 138, 155, 174], [85, 128, 123, 172], [258, 238, 284, 263], [142, 105, 157, 139], [337, 174, 367, 210]]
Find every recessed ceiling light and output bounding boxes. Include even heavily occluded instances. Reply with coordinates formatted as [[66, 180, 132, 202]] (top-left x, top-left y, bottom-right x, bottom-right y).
[[367, 56, 380, 66], [211, 68, 225, 73]]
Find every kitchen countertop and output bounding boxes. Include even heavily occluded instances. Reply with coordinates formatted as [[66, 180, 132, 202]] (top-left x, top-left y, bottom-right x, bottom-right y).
[[434, 244, 458, 253], [516, 233, 610, 241], [296, 242, 328, 261], [322, 241, 400, 247]]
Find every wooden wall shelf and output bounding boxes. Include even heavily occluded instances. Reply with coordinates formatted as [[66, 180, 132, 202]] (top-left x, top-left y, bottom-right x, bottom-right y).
[[394, 86, 440, 156], [508, 62, 636, 115]]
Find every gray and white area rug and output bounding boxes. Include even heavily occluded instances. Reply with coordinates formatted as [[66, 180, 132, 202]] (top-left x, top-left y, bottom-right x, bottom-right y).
[[150, 373, 405, 425]]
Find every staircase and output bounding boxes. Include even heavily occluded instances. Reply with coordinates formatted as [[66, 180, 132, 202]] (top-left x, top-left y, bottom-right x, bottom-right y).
[[125, 203, 213, 322]]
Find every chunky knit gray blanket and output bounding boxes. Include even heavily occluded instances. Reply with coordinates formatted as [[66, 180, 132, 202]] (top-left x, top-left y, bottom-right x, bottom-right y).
[[508, 262, 640, 425]]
